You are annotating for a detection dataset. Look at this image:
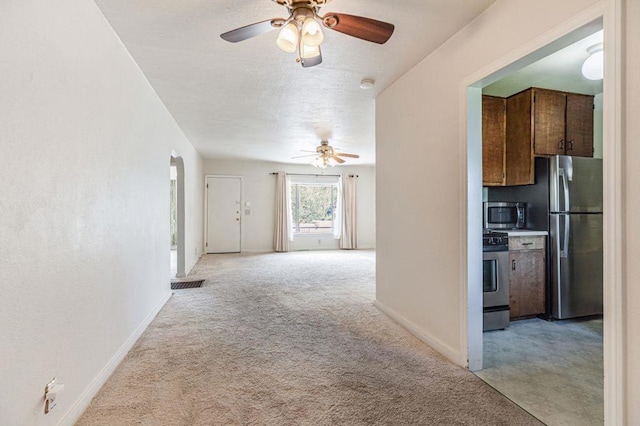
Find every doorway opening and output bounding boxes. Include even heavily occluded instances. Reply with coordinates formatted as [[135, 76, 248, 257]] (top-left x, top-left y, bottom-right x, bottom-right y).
[[171, 153, 186, 278], [464, 16, 613, 426]]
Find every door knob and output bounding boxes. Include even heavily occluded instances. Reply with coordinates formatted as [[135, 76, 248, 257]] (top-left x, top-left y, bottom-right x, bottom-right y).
[[236, 218, 240, 221]]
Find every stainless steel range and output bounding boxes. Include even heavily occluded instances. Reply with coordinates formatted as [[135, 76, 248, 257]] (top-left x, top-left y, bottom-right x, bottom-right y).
[[483, 231, 510, 331]]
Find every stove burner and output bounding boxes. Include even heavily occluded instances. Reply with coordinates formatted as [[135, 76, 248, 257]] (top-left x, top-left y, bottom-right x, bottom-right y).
[[483, 230, 509, 252]]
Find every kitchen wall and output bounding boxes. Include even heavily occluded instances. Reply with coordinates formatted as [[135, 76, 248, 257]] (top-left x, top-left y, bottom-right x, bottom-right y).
[[0, 0, 203, 424], [203, 159, 376, 251], [376, 0, 600, 364]]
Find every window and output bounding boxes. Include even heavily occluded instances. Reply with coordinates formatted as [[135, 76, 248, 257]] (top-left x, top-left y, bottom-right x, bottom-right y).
[[290, 183, 338, 235]]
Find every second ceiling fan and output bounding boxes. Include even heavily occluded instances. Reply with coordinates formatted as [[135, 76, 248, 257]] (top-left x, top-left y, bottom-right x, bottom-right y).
[[293, 140, 360, 169], [220, 0, 395, 68]]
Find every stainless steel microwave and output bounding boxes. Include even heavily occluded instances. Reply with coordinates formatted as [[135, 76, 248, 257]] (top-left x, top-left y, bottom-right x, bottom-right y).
[[484, 202, 526, 230]]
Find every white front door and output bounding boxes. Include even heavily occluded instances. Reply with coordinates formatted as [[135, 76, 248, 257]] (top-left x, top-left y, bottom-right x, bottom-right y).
[[206, 176, 241, 253]]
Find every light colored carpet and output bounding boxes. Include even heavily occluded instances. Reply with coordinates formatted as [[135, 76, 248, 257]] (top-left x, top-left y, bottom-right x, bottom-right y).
[[476, 318, 603, 426], [78, 251, 541, 425]]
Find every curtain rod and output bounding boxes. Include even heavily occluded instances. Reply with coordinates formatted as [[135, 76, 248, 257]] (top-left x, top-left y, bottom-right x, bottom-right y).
[[270, 172, 358, 177]]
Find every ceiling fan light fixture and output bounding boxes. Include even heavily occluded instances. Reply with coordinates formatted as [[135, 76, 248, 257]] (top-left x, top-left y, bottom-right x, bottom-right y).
[[311, 156, 326, 168], [276, 22, 299, 53], [301, 17, 324, 47], [300, 42, 320, 59], [582, 42, 604, 80]]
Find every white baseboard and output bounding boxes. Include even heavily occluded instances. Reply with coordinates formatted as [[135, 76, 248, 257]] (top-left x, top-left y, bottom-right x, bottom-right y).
[[241, 249, 273, 253], [373, 300, 465, 367], [59, 291, 172, 425], [186, 255, 201, 275]]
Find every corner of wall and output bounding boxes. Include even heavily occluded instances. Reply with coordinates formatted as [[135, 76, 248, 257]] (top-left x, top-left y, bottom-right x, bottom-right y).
[[373, 300, 466, 367]]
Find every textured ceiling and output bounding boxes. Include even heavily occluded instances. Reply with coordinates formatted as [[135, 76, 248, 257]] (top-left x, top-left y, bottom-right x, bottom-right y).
[[484, 30, 604, 98], [94, 0, 497, 165]]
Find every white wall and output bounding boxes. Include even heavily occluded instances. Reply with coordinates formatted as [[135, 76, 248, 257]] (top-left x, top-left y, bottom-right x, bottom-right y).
[[377, 0, 640, 421], [203, 160, 375, 252], [0, 0, 203, 424], [623, 0, 640, 421], [376, 0, 600, 363]]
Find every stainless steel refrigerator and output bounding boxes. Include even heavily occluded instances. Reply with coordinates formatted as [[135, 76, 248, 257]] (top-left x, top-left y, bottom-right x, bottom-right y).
[[488, 155, 603, 319]]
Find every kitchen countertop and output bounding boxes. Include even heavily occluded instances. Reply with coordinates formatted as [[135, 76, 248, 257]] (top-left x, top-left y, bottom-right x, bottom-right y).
[[504, 230, 548, 237]]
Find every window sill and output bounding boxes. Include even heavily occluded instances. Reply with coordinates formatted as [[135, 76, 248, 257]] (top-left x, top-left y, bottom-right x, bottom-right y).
[[292, 233, 337, 239]]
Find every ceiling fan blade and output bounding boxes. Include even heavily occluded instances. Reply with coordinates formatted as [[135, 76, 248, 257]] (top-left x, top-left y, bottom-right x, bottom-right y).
[[336, 153, 360, 158], [221, 19, 283, 43], [322, 13, 394, 44], [301, 46, 322, 68], [292, 154, 318, 159], [330, 155, 346, 164]]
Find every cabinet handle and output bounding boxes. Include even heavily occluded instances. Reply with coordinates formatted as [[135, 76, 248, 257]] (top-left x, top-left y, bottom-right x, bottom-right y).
[[559, 139, 565, 151], [568, 140, 574, 151], [522, 242, 533, 246], [512, 260, 516, 271]]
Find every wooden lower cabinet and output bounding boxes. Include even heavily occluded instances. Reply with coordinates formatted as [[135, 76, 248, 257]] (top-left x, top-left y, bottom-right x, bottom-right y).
[[509, 236, 546, 319]]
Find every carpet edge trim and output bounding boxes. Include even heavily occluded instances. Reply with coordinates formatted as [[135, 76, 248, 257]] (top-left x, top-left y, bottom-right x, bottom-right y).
[[373, 299, 465, 367], [59, 290, 173, 425]]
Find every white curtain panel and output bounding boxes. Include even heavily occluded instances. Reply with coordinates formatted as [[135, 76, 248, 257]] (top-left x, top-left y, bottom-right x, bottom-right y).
[[273, 171, 291, 252], [333, 176, 342, 240], [339, 174, 357, 250]]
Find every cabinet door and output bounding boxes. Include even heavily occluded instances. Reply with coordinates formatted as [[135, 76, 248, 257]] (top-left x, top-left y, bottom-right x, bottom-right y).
[[566, 93, 594, 157], [509, 249, 546, 319], [505, 89, 534, 185], [482, 96, 506, 186], [533, 89, 566, 156]]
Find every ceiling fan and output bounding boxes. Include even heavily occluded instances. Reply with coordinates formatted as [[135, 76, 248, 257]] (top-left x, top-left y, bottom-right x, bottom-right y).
[[220, 0, 395, 68], [293, 140, 360, 168]]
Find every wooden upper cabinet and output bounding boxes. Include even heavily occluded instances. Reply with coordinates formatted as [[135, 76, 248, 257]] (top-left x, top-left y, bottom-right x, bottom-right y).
[[531, 87, 594, 157], [505, 90, 535, 185], [482, 95, 506, 186], [565, 93, 595, 157], [533, 89, 567, 156], [482, 87, 594, 187]]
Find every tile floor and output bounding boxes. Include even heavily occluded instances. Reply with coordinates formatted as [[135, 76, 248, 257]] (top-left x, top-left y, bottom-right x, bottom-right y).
[[475, 318, 603, 426]]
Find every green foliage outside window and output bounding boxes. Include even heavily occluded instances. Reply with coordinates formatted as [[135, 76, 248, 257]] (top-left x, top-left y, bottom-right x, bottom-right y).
[[291, 184, 337, 233]]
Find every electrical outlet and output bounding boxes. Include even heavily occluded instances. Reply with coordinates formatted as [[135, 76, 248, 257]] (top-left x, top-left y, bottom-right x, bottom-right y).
[[44, 378, 65, 414]]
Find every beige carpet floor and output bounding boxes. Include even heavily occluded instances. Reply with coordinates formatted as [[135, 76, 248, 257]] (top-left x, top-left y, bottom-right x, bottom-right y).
[[77, 251, 541, 425]]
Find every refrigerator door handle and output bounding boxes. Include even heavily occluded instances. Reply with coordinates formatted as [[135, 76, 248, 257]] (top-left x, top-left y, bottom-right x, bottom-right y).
[[560, 215, 570, 258], [558, 168, 570, 212]]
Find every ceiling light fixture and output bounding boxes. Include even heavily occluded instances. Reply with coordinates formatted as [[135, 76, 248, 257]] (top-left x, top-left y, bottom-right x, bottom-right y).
[[301, 17, 324, 47], [299, 42, 322, 67], [276, 22, 299, 53], [220, 1, 395, 69], [360, 78, 375, 89], [582, 43, 604, 80]]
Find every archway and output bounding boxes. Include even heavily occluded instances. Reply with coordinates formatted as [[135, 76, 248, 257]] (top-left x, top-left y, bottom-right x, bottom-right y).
[[171, 152, 186, 278]]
